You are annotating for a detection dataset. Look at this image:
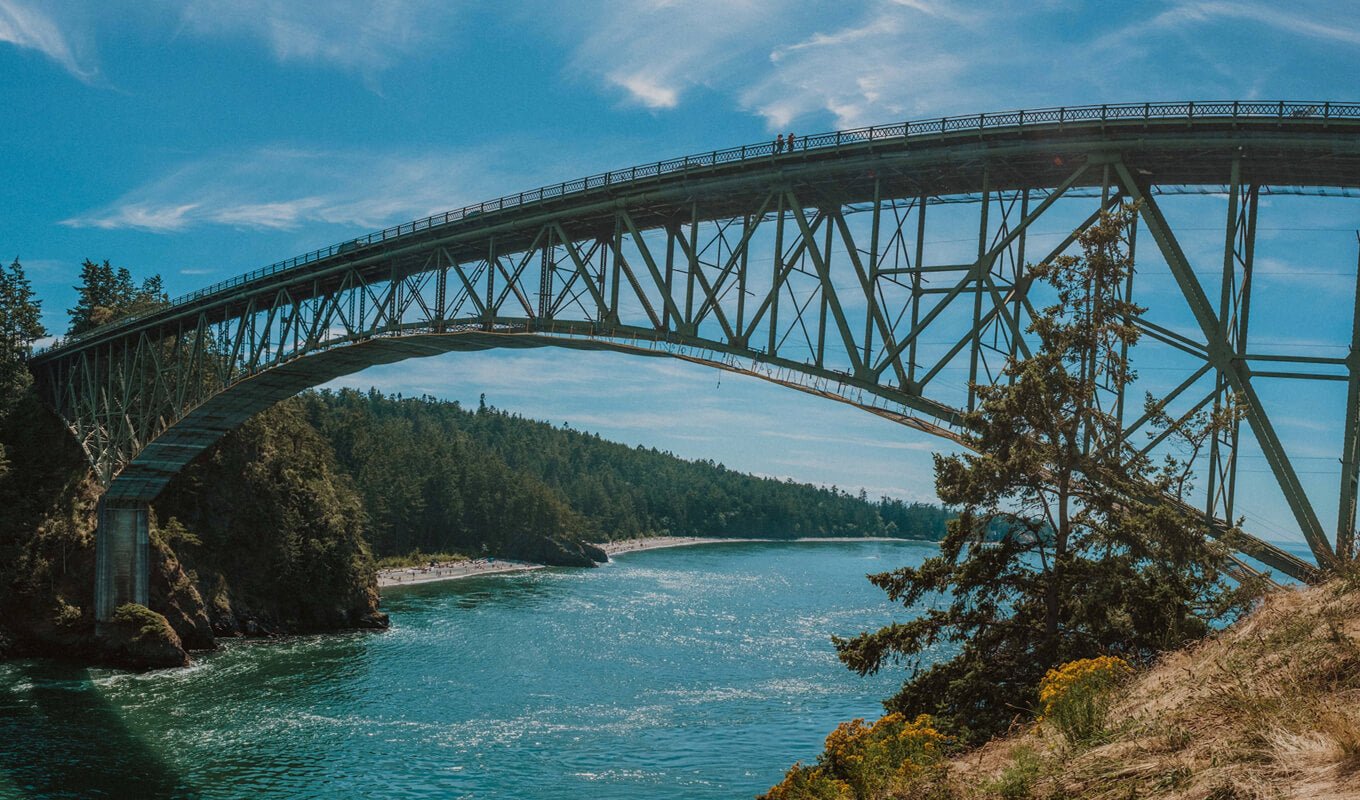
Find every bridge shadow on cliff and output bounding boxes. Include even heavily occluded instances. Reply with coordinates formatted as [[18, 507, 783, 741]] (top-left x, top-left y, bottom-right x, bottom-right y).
[[0, 660, 196, 799]]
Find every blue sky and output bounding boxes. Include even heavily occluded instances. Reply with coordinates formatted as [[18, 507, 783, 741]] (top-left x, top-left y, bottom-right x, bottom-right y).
[[3, 1, 1360, 544]]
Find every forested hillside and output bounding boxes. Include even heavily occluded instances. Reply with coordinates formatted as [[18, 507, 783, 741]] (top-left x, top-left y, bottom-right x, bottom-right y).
[[301, 388, 950, 557]]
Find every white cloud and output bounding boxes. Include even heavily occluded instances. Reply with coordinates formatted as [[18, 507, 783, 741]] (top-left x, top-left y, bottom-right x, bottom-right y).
[[564, 0, 783, 110], [170, 0, 455, 79], [60, 144, 544, 234], [0, 0, 95, 81], [1129, 1, 1360, 48], [74, 202, 201, 234], [612, 73, 680, 109], [555, 0, 1360, 131], [742, 8, 972, 129]]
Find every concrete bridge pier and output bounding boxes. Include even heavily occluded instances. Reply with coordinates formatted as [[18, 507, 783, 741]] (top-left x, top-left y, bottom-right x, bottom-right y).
[[94, 499, 149, 623]]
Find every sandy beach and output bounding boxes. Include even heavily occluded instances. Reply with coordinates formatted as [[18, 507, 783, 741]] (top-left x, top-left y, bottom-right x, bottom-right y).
[[378, 558, 543, 588], [378, 536, 915, 589], [596, 536, 733, 556], [378, 537, 728, 589]]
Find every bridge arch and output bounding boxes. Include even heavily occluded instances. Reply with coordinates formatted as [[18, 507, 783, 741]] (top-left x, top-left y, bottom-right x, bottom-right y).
[[29, 101, 1360, 616]]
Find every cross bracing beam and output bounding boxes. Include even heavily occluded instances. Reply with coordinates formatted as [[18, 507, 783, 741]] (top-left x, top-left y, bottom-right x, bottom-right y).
[[28, 104, 1360, 599]]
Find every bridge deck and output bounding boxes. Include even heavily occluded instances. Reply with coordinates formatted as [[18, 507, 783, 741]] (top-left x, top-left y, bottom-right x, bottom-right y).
[[33, 101, 1360, 361]]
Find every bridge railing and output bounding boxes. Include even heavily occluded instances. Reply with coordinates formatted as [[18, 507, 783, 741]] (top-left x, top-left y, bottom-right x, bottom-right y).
[[35, 100, 1360, 357]]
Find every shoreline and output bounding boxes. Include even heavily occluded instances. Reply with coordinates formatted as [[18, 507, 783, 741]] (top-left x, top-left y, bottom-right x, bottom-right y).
[[378, 536, 930, 590], [378, 558, 544, 588]]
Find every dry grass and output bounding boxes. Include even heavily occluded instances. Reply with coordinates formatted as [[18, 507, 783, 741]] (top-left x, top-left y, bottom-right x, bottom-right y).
[[943, 579, 1360, 800]]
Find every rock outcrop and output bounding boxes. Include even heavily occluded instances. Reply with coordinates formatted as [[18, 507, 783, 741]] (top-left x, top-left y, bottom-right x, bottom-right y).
[[99, 604, 190, 670], [149, 541, 215, 651], [580, 541, 609, 563], [503, 535, 604, 568]]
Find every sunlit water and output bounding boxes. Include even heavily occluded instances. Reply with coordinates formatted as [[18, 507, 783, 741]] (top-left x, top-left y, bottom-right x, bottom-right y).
[[0, 539, 946, 799]]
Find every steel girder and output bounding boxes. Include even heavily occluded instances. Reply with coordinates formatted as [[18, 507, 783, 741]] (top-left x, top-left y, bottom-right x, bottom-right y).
[[30, 107, 1360, 582]]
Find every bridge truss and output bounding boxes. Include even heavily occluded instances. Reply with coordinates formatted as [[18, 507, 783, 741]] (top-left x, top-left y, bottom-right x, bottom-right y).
[[29, 101, 1360, 616]]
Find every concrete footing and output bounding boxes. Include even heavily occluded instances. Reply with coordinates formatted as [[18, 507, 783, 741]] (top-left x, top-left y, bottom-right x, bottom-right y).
[[94, 499, 149, 623]]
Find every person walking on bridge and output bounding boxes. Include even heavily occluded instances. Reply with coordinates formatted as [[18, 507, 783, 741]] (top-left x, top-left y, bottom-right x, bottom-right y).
[[787, 132, 797, 152]]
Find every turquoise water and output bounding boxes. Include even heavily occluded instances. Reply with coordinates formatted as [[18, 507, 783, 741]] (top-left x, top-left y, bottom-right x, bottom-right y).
[[0, 539, 943, 799]]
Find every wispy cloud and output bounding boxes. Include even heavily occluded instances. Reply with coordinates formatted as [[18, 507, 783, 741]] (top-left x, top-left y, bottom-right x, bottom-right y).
[[564, 0, 792, 112], [169, 0, 456, 83], [741, 6, 974, 128], [0, 0, 95, 81], [1118, 1, 1360, 49], [556, 0, 1360, 130], [60, 144, 545, 234]]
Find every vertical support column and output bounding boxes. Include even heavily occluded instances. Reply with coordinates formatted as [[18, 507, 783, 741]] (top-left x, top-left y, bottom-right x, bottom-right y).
[[735, 214, 750, 339], [95, 497, 149, 624], [1207, 161, 1254, 524], [609, 220, 623, 327], [538, 229, 554, 322], [684, 204, 698, 326], [485, 237, 497, 332], [864, 179, 882, 365], [435, 255, 448, 332], [1008, 189, 1030, 375], [910, 194, 926, 387], [817, 215, 832, 368], [390, 261, 400, 334], [357, 277, 366, 339], [769, 195, 785, 357], [664, 222, 676, 332], [1114, 190, 1137, 425], [1337, 237, 1360, 562], [597, 238, 610, 325], [968, 168, 991, 411]]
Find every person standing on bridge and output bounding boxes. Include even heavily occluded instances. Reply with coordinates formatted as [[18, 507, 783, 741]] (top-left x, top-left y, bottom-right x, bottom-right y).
[[774, 134, 784, 153], [788, 132, 797, 152]]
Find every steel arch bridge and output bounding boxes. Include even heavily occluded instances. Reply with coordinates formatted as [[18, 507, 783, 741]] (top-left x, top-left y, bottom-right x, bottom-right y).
[[28, 101, 1360, 619]]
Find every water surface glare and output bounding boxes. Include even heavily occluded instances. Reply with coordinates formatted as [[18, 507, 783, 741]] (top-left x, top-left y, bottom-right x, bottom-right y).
[[0, 540, 943, 799]]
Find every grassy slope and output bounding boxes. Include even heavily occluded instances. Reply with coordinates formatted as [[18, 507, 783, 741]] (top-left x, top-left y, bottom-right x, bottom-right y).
[[947, 579, 1360, 800]]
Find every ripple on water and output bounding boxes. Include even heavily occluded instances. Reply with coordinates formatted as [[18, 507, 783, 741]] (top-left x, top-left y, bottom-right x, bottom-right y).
[[3, 539, 938, 800]]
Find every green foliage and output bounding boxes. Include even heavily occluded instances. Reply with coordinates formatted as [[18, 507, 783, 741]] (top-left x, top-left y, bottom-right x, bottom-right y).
[[111, 603, 176, 645], [0, 257, 45, 480], [52, 595, 83, 629], [67, 258, 166, 336], [0, 258, 92, 630], [988, 746, 1044, 800], [835, 205, 1262, 745], [0, 257, 44, 361], [154, 399, 377, 628], [375, 552, 467, 569], [300, 388, 946, 559], [150, 515, 201, 549]]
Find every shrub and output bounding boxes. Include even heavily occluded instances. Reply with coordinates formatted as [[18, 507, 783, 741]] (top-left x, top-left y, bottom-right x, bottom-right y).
[[762, 713, 948, 800], [112, 603, 177, 645], [1038, 656, 1132, 745], [988, 746, 1043, 800]]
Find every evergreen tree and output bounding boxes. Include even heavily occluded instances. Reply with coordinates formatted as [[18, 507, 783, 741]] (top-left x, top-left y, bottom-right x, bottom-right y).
[[0, 257, 45, 360], [834, 205, 1261, 744], [0, 257, 46, 477], [68, 259, 166, 335]]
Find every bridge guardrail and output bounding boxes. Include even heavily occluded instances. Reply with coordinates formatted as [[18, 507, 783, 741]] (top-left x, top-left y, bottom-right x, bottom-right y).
[[35, 100, 1360, 357]]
